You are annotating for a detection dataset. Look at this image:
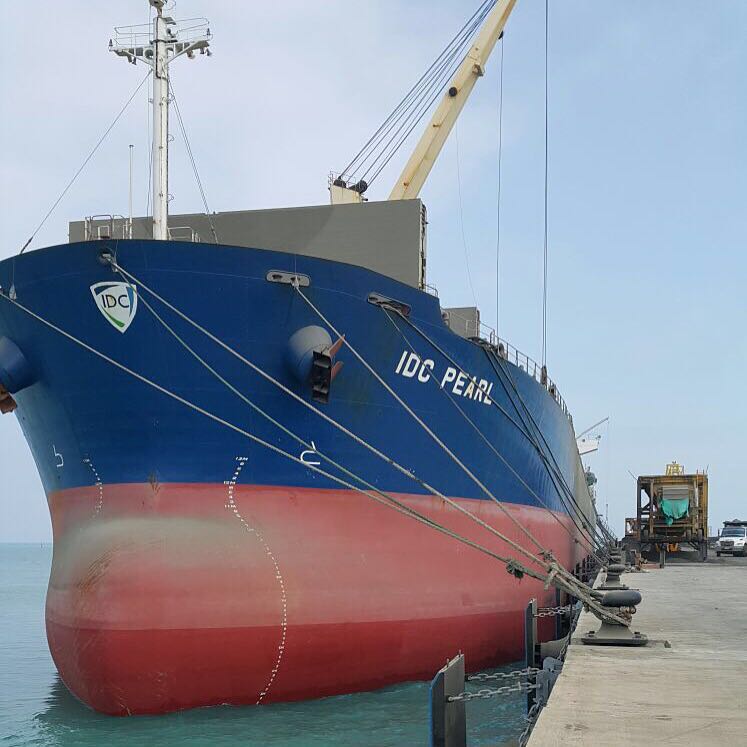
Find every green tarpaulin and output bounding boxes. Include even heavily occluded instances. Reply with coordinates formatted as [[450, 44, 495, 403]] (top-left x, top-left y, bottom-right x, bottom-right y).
[[661, 498, 689, 525]]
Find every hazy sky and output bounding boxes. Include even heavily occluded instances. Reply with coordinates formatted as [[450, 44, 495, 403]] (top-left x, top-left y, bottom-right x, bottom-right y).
[[1, 1, 745, 542]]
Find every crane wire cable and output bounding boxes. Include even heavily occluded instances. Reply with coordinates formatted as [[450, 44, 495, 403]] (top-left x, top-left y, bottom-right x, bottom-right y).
[[108, 259, 553, 572], [18, 70, 152, 255], [361, 29, 478, 185], [496, 33, 504, 333], [382, 307, 603, 562], [342, 12, 482, 180], [385, 307, 606, 557], [365, 29, 487, 187], [455, 122, 479, 309], [340, 1, 494, 179], [541, 0, 549, 367], [339, 11, 474, 177], [169, 80, 219, 244], [362, 1, 504, 186]]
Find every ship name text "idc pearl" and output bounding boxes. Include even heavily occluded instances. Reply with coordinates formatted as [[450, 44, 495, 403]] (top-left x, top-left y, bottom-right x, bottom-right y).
[[394, 350, 494, 406]]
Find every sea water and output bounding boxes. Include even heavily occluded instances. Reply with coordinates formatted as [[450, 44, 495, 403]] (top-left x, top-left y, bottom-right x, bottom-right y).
[[0, 544, 526, 746]]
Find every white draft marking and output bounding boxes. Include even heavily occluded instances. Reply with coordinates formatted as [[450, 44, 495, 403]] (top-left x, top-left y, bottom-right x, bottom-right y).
[[53, 444, 64, 469], [225, 456, 288, 704], [300, 440, 320, 467], [83, 457, 104, 516]]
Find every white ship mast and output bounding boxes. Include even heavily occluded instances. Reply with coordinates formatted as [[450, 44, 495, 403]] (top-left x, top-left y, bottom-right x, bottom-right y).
[[110, 0, 211, 240]]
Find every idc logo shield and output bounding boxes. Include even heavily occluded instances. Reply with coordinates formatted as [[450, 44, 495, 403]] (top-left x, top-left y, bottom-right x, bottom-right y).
[[90, 282, 138, 333]]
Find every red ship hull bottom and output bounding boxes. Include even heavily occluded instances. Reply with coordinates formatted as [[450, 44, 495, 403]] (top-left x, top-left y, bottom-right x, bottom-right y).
[[46, 483, 585, 715]]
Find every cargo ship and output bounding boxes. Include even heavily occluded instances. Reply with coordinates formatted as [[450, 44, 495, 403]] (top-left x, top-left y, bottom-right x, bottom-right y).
[[0, 0, 598, 715]]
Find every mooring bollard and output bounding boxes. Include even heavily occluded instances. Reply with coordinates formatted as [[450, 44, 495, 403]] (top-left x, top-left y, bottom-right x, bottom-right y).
[[581, 589, 648, 647], [430, 654, 466, 747], [598, 563, 629, 591]]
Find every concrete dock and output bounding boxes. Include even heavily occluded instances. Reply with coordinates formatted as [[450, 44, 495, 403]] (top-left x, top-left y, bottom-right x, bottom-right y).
[[529, 556, 747, 745]]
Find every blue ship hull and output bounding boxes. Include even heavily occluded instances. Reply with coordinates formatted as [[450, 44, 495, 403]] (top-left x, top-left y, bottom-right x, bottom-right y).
[[0, 239, 594, 714]]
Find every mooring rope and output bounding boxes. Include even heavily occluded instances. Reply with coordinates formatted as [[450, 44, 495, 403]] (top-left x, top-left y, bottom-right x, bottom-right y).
[[295, 288, 554, 564], [293, 287, 611, 597], [99, 261, 615, 613], [382, 307, 603, 562], [389, 308, 607, 556], [110, 259, 554, 574], [382, 306, 561, 556], [382, 307, 605, 554], [0, 286, 546, 579], [483, 348, 607, 552], [0, 286, 621, 623], [293, 286, 583, 576], [128, 281, 532, 567]]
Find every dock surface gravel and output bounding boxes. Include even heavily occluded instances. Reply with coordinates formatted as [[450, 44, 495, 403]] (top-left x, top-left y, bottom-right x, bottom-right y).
[[529, 557, 747, 746]]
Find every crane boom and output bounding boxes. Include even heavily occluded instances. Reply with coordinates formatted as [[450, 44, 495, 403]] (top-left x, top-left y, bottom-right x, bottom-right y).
[[389, 0, 516, 201]]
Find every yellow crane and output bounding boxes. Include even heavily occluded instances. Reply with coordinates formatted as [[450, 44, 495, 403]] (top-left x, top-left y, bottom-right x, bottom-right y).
[[331, 0, 517, 205]]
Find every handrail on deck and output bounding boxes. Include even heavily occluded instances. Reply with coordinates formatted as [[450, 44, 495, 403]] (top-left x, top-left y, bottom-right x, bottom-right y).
[[455, 315, 571, 423]]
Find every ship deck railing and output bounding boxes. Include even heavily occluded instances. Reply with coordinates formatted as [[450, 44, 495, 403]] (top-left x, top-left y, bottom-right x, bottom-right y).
[[83, 215, 132, 241], [112, 18, 211, 50], [471, 320, 572, 424], [82, 216, 201, 244]]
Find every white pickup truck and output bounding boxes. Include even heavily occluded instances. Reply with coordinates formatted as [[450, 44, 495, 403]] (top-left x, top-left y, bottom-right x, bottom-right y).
[[716, 524, 747, 557]]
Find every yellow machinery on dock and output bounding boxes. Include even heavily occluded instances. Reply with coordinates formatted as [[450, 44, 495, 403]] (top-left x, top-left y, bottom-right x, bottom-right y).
[[624, 462, 708, 564]]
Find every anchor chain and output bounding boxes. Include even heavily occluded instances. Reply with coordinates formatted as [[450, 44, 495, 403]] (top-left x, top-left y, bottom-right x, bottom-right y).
[[467, 666, 540, 683], [534, 605, 572, 618], [448, 680, 540, 702]]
